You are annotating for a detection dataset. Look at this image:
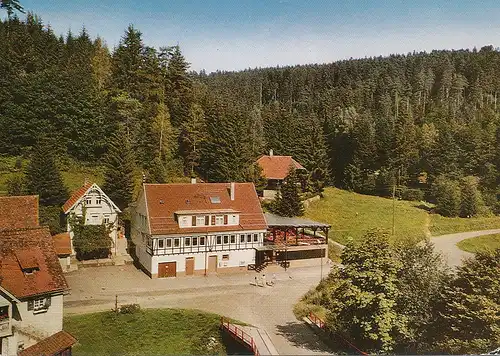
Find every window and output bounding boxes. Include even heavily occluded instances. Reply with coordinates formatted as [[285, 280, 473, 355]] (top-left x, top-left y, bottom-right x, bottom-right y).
[[147, 237, 153, 248], [247, 234, 251, 242], [223, 235, 229, 244], [158, 239, 164, 248], [166, 239, 172, 248], [200, 236, 205, 245], [103, 215, 110, 224], [192, 216, 196, 226], [240, 235, 245, 243], [253, 234, 258, 242], [231, 215, 237, 224], [230, 235, 236, 243], [181, 216, 188, 226], [211, 216, 216, 225], [174, 238, 180, 247], [96, 198, 101, 205], [85, 198, 91, 205], [192, 237, 198, 246], [185, 237, 191, 246], [216, 236, 222, 245], [222, 254, 229, 261], [196, 216, 205, 226], [215, 215, 224, 225], [224, 215, 228, 225], [33, 298, 46, 311]]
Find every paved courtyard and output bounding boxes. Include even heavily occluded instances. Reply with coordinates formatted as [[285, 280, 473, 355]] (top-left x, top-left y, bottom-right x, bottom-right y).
[[64, 263, 334, 355]]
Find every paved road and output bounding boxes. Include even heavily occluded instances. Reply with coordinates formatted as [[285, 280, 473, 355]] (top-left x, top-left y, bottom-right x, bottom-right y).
[[64, 264, 334, 355], [430, 229, 500, 268]]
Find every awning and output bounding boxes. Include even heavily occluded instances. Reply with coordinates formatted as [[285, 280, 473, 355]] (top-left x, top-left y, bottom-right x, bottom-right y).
[[264, 213, 330, 229]]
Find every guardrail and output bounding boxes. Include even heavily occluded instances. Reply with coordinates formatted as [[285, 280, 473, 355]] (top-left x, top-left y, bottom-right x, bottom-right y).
[[308, 311, 326, 329], [220, 317, 260, 356]]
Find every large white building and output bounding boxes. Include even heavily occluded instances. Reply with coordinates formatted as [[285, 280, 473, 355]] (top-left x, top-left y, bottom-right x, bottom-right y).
[[0, 196, 76, 356], [62, 182, 125, 257], [131, 181, 268, 278]]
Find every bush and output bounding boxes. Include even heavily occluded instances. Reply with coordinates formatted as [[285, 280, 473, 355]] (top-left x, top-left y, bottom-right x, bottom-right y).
[[431, 177, 461, 217], [401, 188, 424, 201], [119, 303, 141, 314]]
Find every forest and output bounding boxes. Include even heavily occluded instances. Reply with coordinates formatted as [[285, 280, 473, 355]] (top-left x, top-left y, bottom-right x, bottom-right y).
[[2, 14, 500, 217]]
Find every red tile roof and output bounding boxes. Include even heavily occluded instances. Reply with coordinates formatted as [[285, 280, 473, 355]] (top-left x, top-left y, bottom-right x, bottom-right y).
[[52, 233, 72, 256], [0, 196, 39, 229], [62, 182, 93, 213], [19, 330, 77, 356], [0, 227, 69, 299], [256, 155, 305, 180], [144, 183, 267, 235]]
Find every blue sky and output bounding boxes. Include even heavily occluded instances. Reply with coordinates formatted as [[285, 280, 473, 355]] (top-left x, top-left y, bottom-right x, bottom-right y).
[[14, 0, 500, 73]]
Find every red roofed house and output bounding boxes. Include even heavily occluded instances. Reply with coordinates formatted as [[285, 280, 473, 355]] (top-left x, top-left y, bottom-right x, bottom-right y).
[[131, 181, 267, 278], [63, 183, 125, 258], [256, 149, 307, 199], [0, 196, 75, 356]]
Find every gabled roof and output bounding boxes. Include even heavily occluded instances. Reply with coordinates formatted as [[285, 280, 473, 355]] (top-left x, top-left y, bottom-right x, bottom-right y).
[[19, 331, 77, 356], [256, 155, 306, 180], [0, 227, 69, 299], [143, 183, 267, 235], [0, 195, 39, 230], [62, 182, 121, 214]]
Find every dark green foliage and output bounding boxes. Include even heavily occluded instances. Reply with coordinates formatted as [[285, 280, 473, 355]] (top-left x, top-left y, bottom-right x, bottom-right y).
[[25, 140, 68, 207], [460, 176, 486, 217], [0, 0, 23, 17], [433, 250, 500, 354], [325, 230, 407, 353], [401, 187, 424, 201], [39, 205, 65, 235], [145, 157, 166, 184], [270, 167, 304, 217], [69, 212, 112, 260], [118, 303, 141, 314], [246, 162, 267, 195], [431, 176, 461, 217], [6, 174, 25, 196], [102, 126, 135, 211]]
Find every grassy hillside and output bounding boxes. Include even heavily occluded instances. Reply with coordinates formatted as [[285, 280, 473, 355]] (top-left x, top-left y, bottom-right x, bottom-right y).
[[457, 233, 500, 254], [64, 308, 246, 355], [305, 188, 500, 245]]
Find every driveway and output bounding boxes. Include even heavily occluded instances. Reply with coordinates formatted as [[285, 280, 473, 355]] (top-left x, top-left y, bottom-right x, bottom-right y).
[[430, 229, 500, 268], [64, 264, 333, 355]]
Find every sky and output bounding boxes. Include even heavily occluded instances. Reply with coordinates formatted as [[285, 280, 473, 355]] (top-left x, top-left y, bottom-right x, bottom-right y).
[[13, 0, 500, 73]]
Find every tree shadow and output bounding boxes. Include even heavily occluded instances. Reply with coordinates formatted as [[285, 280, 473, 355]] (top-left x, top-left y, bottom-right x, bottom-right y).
[[414, 203, 435, 213], [275, 321, 334, 353]]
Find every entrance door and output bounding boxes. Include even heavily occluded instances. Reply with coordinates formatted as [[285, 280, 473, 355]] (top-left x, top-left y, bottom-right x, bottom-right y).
[[158, 262, 176, 278], [207, 255, 217, 273], [185, 257, 194, 276]]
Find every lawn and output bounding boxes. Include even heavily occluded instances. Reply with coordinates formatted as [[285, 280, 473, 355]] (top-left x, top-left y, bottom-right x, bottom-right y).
[[305, 188, 500, 245], [64, 308, 246, 355], [456, 233, 500, 254], [304, 188, 429, 245]]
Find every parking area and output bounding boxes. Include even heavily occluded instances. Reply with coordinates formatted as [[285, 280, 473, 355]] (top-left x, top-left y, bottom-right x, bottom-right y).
[[64, 263, 333, 355]]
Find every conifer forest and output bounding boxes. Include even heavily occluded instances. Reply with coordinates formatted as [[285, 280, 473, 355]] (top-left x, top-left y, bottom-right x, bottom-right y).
[[2, 14, 500, 215]]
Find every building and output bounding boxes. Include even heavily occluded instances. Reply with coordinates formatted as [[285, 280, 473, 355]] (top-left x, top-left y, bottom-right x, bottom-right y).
[[62, 182, 125, 258], [256, 150, 307, 199], [131, 182, 268, 278], [0, 195, 75, 356]]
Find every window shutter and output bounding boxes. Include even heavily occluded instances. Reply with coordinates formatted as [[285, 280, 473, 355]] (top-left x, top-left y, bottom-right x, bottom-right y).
[[205, 216, 209, 225], [224, 215, 228, 225], [27, 300, 34, 311], [45, 296, 51, 308], [211, 216, 215, 225], [192, 216, 196, 226]]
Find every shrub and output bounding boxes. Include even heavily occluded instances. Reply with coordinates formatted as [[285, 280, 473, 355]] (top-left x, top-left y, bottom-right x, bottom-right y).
[[119, 303, 141, 314], [401, 188, 424, 202], [431, 176, 461, 217]]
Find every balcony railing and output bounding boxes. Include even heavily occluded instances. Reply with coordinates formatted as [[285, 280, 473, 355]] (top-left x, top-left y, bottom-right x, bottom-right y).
[[0, 317, 12, 336]]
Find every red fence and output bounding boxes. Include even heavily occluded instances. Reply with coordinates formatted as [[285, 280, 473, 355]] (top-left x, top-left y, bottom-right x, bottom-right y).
[[220, 317, 260, 356]]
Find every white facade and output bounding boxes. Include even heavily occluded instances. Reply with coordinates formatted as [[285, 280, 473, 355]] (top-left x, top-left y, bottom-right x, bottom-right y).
[[65, 184, 124, 256], [0, 292, 63, 356]]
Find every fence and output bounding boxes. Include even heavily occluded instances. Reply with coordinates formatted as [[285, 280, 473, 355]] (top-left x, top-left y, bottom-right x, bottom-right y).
[[220, 317, 260, 356]]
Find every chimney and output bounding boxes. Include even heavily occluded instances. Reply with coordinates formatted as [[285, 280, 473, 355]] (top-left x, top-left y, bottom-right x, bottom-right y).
[[230, 182, 235, 201], [191, 177, 196, 184], [269, 149, 273, 157]]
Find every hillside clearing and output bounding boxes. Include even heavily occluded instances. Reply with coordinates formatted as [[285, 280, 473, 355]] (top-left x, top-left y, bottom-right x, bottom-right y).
[[456, 233, 500, 254]]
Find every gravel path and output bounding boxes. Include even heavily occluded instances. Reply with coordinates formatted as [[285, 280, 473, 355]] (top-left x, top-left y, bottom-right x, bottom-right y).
[[430, 229, 500, 268], [64, 264, 334, 355]]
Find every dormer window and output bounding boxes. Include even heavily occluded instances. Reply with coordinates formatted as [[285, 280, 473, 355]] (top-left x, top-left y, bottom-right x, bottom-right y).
[[28, 296, 51, 313], [196, 216, 205, 226]]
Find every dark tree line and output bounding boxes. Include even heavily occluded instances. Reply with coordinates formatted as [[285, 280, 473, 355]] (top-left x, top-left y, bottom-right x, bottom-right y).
[[3, 14, 500, 214]]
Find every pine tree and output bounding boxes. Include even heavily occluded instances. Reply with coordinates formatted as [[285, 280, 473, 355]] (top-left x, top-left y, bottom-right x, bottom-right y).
[[270, 167, 304, 217], [0, 0, 23, 17], [180, 103, 206, 175], [102, 126, 136, 211], [25, 140, 68, 206]]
